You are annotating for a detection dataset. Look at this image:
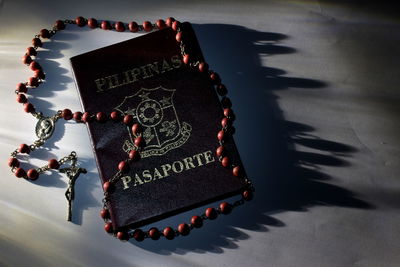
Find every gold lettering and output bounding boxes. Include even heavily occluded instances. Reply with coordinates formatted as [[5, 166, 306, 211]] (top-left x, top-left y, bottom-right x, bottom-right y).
[[121, 70, 133, 85], [121, 176, 132, 190], [95, 78, 107, 92], [105, 74, 120, 89], [203, 150, 215, 164], [133, 174, 144, 186], [147, 62, 160, 75], [161, 59, 173, 73], [172, 161, 184, 173], [171, 54, 182, 69], [129, 68, 141, 82], [161, 164, 172, 177], [140, 66, 152, 79], [142, 170, 152, 182], [183, 156, 196, 170], [192, 153, 204, 166], [153, 168, 163, 179]]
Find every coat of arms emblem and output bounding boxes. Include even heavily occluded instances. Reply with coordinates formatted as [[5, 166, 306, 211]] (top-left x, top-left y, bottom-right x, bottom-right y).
[[115, 86, 192, 158]]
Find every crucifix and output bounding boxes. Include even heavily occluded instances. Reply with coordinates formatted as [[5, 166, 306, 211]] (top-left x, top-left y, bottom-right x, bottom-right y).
[[60, 158, 87, 221]]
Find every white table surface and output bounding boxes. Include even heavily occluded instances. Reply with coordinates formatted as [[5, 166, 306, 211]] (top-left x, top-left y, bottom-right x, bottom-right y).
[[1, 1, 399, 266]]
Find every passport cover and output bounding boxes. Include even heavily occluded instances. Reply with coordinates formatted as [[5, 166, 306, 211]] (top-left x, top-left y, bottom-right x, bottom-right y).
[[70, 23, 247, 230]]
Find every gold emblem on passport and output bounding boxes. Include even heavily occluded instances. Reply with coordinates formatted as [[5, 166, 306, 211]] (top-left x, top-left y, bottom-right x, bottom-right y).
[[115, 86, 192, 158]]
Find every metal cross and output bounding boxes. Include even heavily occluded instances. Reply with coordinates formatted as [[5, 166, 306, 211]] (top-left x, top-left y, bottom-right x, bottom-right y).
[[60, 159, 87, 222]]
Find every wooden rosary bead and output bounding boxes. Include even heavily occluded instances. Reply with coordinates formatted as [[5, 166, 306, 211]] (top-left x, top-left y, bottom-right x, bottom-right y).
[[175, 32, 182, 42], [115, 21, 125, 32], [96, 112, 107, 123], [142, 21, 153, 32], [27, 168, 39, 180], [40, 29, 50, 39], [54, 20, 65, 30], [133, 229, 145, 242], [8, 158, 20, 168], [15, 167, 26, 178], [123, 114, 133, 125], [88, 18, 98, 29], [104, 222, 113, 233], [29, 61, 41, 71], [217, 130, 225, 141], [172, 21, 180, 31], [221, 156, 230, 168], [131, 123, 141, 136], [118, 161, 129, 172], [129, 150, 140, 161], [163, 227, 175, 240], [232, 166, 241, 177], [16, 94, 27, 104], [101, 21, 112, 30], [22, 54, 32, 65], [117, 231, 129, 241], [177, 223, 190, 236], [216, 146, 224, 157], [219, 202, 232, 215], [198, 62, 209, 73], [156, 19, 167, 30], [205, 207, 218, 220], [18, 144, 30, 154], [28, 77, 39, 87], [82, 112, 92, 123], [221, 97, 232, 108], [103, 181, 112, 192], [62, 109, 73, 120], [210, 72, 221, 85], [48, 159, 60, 169], [183, 54, 190, 64], [100, 209, 109, 219], [191, 215, 203, 228], [23, 102, 35, 113], [33, 69, 45, 80], [149, 227, 160, 240], [110, 111, 121, 121], [16, 83, 27, 93], [134, 136, 145, 147], [73, 111, 82, 122], [223, 108, 233, 117], [32, 38, 42, 47], [75, 16, 86, 27], [221, 117, 230, 128], [166, 17, 175, 27], [242, 190, 253, 201], [128, 21, 139, 32], [216, 84, 227, 96]]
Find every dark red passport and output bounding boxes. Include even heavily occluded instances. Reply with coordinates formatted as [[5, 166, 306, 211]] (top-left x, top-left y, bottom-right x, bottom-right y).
[[70, 23, 247, 229]]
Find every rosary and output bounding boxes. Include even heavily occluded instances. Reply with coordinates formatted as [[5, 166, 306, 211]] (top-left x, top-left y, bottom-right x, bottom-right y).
[[8, 16, 254, 241]]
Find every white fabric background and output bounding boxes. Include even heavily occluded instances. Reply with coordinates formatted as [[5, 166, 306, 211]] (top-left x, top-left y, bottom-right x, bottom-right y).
[[0, 1, 399, 266]]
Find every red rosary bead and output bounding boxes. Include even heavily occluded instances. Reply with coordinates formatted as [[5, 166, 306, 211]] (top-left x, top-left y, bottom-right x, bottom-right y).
[[198, 62, 209, 73], [96, 112, 107, 123], [28, 77, 39, 87], [177, 223, 190, 236], [123, 114, 133, 125], [131, 123, 141, 136], [172, 21, 181, 31], [40, 29, 50, 39], [221, 97, 232, 108], [27, 168, 39, 180], [142, 21, 153, 32], [128, 21, 139, 32], [242, 190, 253, 201], [217, 84, 228, 96], [48, 159, 60, 169], [217, 130, 225, 141], [88, 18, 98, 29], [165, 17, 175, 27], [163, 227, 175, 240], [33, 69, 45, 80], [18, 143, 30, 154], [110, 111, 121, 121], [210, 72, 221, 84], [100, 209, 109, 219], [183, 54, 190, 64], [15, 167, 26, 178], [23, 102, 35, 113], [32, 38, 42, 47], [62, 109, 73, 120], [190, 215, 203, 228], [117, 231, 129, 241], [216, 146, 224, 157], [175, 32, 182, 42], [82, 112, 92, 123], [22, 54, 32, 65], [75, 16, 86, 27], [118, 161, 129, 172], [223, 108, 233, 118], [29, 61, 41, 71], [16, 83, 27, 93], [73, 111, 82, 122], [54, 20, 65, 31], [149, 227, 160, 240], [115, 21, 125, 32], [232, 166, 241, 177], [101, 21, 111, 30], [104, 222, 113, 233], [134, 136, 144, 147], [16, 94, 27, 104], [205, 207, 218, 220], [156, 19, 167, 30], [221, 117, 230, 128], [133, 229, 145, 241], [219, 202, 232, 215], [221, 156, 230, 168], [129, 150, 140, 161], [103, 181, 112, 192], [8, 158, 20, 168]]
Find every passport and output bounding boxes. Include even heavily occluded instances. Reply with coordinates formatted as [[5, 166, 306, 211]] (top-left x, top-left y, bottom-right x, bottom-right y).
[[70, 23, 248, 230]]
